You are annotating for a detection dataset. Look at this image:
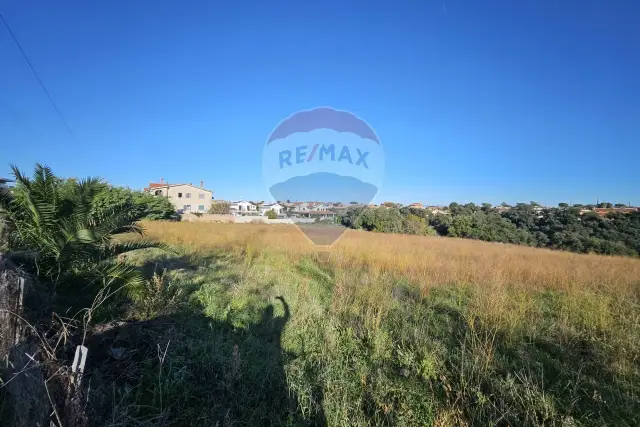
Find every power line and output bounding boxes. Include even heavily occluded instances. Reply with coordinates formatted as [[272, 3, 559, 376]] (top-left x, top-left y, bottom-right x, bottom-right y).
[[0, 13, 76, 140]]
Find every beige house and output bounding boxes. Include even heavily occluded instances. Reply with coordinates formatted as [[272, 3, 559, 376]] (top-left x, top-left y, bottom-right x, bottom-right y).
[[144, 179, 213, 213]]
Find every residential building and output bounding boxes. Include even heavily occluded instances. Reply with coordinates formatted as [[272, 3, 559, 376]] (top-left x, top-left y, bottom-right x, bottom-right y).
[[594, 207, 639, 217], [426, 206, 448, 215], [259, 203, 284, 216], [144, 178, 213, 213], [408, 202, 424, 209], [230, 201, 258, 216], [288, 202, 337, 219]]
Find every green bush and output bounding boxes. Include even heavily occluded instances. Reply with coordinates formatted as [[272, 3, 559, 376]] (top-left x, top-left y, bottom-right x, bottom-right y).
[[266, 209, 278, 219], [208, 201, 231, 214], [92, 186, 178, 221]]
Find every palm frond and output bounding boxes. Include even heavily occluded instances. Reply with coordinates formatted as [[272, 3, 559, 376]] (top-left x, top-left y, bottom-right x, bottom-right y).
[[68, 177, 107, 222], [101, 240, 171, 259], [3, 164, 167, 295], [0, 181, 13, 211], [91, 260, 147, 298], [90, 204, 145, 241]]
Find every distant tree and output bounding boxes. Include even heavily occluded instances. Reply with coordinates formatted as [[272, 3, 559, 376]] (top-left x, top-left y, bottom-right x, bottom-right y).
[[354, 207, 404, 233], [266, 209, 277, 219], [132, 192, 179, 220], [573, 204, 584, 208], [429, 213, 452, 235], [209, 201, 231, 214], [400, 206, 429, 220], [403, 214, 436, 236], [448, 202, 462, 215], [349, 201, 359, 205], [614, 203, 627, 208], [500, 202, 511, 208], [337, 195, 640, 257], [530, 201, 540, 207], [597, 202, 613, 208]]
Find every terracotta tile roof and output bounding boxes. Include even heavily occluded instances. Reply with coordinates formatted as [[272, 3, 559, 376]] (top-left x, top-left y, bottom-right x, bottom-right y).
[[145, 182, 212, 193], [149, 182, 169, 189]]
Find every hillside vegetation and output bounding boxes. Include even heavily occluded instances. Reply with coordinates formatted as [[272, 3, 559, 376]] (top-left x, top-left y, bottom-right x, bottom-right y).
[[340, 203, 640, 257], [108, 221, 640, 426]]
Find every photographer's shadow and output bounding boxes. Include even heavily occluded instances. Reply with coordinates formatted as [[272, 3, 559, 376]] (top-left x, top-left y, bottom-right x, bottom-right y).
[[246, 296, 327, 426], [86, 296, 326, 426]]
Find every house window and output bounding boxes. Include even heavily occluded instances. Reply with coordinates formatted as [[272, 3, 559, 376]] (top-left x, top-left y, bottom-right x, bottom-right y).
[[199, 193, 205, 199], [154, 190, 162, 196], [198, 205, 205, 211], [186, 193, 191, 199], [178, 193, 183, 198], [183, 205, 191, 211]]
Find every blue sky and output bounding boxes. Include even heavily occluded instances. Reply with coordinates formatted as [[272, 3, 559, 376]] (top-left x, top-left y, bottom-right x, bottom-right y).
[[1, 1, 639, 205]]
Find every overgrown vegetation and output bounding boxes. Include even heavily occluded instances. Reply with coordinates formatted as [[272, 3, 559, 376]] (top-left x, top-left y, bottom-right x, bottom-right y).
[[266, 209, 278, 219], [2, 167, 639, 426], [95, 221, 639, 427], [208, 200, 231, 214], [0, 165, 163, 303], [91, 185, 179, 221], [340, 203, 640, 256]]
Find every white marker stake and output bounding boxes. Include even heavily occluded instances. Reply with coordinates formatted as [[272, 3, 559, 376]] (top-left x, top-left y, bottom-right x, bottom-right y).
[[72, 345, 88, 383]]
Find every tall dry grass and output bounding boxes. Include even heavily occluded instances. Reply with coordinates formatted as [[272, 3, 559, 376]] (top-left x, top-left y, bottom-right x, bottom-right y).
[[139, 221, 640, 336], [140, 221, 640, 295], [122, 221, 640, 425]]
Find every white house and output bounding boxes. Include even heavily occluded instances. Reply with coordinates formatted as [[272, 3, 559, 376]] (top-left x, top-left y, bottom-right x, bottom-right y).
[[230, 201, 258, 216], [259, 203, 284, 216], [289, 202, 337, 220]]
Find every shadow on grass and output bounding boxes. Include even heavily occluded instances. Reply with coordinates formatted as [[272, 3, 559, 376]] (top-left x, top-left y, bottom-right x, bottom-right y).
[[85, 295, 325, 427]]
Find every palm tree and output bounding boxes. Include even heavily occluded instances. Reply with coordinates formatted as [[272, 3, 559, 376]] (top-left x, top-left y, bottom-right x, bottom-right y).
[[0, 164, 160, 299]]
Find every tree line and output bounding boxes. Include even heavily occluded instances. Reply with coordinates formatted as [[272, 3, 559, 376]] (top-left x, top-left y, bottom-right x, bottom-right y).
[[339, 202, 640, 256]]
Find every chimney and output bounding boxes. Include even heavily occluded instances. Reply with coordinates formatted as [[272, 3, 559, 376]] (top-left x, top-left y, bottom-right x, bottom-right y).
[[200, 180, 204, 188], [160, 177, 164, 184]]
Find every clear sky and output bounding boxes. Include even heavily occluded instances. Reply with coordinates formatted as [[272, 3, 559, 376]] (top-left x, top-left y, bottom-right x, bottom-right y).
[[1, 1, 639, 206]]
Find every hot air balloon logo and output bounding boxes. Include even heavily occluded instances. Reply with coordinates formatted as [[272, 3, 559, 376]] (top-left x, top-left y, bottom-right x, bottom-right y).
[[262, 107, 385, 245]]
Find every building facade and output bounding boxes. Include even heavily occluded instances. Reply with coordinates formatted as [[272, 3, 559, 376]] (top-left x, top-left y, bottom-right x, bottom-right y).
[[144, 180, 213, 213], [230, 201, 258, 216], [259, 203, 284, 216]]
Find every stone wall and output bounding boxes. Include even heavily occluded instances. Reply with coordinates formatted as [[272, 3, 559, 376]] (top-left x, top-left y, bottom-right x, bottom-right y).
[[181, 214, 316, 224]]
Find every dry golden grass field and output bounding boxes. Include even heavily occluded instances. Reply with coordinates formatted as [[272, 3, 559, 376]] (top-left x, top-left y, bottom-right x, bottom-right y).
[[114, 220, 640, 426]]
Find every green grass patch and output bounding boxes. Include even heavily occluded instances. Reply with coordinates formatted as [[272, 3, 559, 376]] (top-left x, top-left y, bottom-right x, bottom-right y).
[[82, 246, 639, 426]]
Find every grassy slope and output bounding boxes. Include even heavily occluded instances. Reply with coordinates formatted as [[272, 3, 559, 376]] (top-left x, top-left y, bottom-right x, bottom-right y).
[[93, 221, 640, 427]]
